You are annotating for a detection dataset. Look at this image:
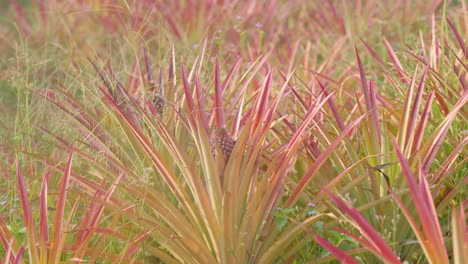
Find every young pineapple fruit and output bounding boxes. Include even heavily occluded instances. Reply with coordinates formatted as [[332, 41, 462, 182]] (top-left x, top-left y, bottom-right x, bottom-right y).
[[211, 127, 236, 158], [149, 80, 165, 116]]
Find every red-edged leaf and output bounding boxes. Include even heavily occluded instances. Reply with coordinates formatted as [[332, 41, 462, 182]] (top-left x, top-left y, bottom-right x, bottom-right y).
[[3, 239, 14, 263], [221, 57, 241, 92], [169, 45, 176, 87], [16, 160, 33, 228], [107, 62, 130, 101], [356, 51, 381, 151], [286, 113, 368, 206], [452, 202, 468, 263], [14, 246, 24, 264], [314, 235, 359, 264], [88, 58, 115, 100], [360, 38, 385, 65], [434, 91, 449, 115], [268, 93, 331, 207], [252, 71, 273, 132], [289, 86, 308, 110], [446, 18, 467, 59], [326, 190, 401, 264], [316, 78, 345, 131], [16, 160, 40, 263], [392, 139, 449, 263], [74, 173, 124, 248], [383, 38, 408, 84], [423, 89, 468, 172], [0, 219, 18, 263], [122, 230, 152, 260], [195, 76, 209, 133], [411, 92, 434, 155], [432, 137, 467, 184], [181, 64, 196, 124], [332, 226, 387, 255], [125, 58, 141, 97], [406, 65, 429, 148], [398, 64, 420, 152], [368, 80, 381, 146], [50, 150, 74, 263], [143, 48, 154, 86], [312, 155, 381, 204], [214, 59, 225, 128], [39, 172, 49, 245], [158, 68, 164, 95], [355, 46, 371, 111], [232, 92, 245, 137]]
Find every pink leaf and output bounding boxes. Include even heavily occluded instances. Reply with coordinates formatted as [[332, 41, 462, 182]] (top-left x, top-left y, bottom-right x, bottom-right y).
[[314, 235, 359, 264]]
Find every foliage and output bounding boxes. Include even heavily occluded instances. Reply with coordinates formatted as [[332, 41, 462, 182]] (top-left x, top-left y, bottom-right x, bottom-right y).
[[0, 0, 466, 263]]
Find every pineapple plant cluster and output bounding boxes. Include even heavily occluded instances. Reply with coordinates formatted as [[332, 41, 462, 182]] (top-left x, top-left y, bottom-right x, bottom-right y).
[[0, 1, 466, 263]]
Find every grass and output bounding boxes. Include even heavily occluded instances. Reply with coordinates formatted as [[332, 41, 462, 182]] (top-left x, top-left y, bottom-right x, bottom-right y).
[[0, 0, 467, 263]]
